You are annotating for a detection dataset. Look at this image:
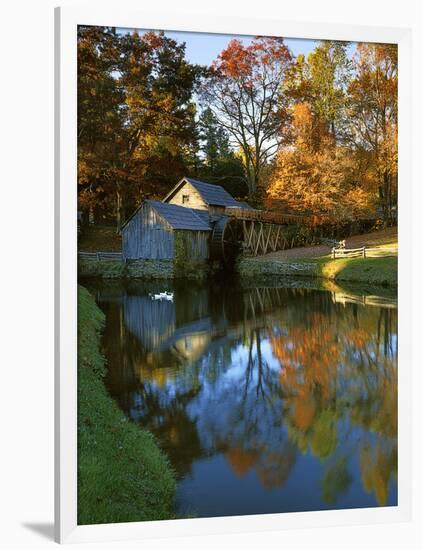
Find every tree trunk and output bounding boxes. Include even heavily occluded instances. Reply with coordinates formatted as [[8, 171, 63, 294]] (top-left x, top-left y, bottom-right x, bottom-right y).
[[382, 170, 391, 226], [116, 184, 125, 234], [245, 160, 256, 197]]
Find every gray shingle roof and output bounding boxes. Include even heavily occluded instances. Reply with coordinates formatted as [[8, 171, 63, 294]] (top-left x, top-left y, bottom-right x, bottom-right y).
[[184, 178, 241, 207], [147, 200, 211, 231], [190, 208, 211, 225]]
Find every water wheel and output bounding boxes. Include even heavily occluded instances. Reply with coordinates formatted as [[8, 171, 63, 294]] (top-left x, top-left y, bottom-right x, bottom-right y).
[[210, 217, 244, 265]]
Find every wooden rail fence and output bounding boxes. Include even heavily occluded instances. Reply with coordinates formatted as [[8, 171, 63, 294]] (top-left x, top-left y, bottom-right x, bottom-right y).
[[331, 246, 397, 259], [78, 251, 123, 261], [332, 292, 397, 309]]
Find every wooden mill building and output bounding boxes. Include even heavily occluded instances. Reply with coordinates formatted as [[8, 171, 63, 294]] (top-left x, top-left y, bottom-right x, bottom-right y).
[[122, 176, 305, 266], [122, 199, 211, 262]]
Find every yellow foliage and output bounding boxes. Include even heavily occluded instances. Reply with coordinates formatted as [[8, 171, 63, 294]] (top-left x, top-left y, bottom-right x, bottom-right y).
[[266, 103, 377, 224]]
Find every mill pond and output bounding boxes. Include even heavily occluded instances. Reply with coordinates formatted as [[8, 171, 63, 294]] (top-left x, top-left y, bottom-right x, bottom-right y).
[[85, 277, 397, 518]]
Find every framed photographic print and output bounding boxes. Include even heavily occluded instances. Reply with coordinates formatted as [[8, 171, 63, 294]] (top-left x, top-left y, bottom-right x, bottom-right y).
[[55, 5, 412, 544]]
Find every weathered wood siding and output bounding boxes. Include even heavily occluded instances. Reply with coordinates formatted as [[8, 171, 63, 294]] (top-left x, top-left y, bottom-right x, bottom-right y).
[[123, 293, 175, 350], [167, 181, 208, 210], [209, 205, 226, 215], [175, 230, 209, 260], [122, 203, 174, 260], [123, 203, 211, 261]]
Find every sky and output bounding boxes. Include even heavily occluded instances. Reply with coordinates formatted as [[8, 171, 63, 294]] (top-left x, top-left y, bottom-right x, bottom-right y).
[[117, 27, 356, 65], [162, 31, 321, 65]]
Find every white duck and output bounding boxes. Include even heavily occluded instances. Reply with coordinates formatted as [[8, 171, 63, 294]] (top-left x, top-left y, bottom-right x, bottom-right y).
[[150, 291, 174, 302]]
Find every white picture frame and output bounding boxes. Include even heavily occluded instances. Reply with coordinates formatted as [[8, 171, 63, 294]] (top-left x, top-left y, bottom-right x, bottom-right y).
[[55, 6, 412, 543]]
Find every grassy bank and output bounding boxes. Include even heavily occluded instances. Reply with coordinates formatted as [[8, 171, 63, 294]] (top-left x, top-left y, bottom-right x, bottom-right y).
[[77, 286, 176, 525], [78, 258, 210, 280], [317, 256, 397, 286], [78, 259, 126, 279], [238, 255, 397, 286]]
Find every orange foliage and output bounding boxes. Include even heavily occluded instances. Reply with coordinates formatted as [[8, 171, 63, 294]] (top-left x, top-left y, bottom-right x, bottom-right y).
[[225, 445, 296, 490], [271, 312, 339, 430], [270, 306, 397, 502], [347, 43, 398, 223], [225, 447, 259, 478], [255, 450, 296, 490], [266, 103, 376, 224]]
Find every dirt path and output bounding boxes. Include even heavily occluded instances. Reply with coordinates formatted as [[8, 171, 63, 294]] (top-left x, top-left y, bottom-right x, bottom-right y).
[[255, 227, 398, 261]]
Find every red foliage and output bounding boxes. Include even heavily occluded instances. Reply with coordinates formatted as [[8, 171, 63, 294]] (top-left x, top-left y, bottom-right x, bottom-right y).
[[213, 37, 292, 81]]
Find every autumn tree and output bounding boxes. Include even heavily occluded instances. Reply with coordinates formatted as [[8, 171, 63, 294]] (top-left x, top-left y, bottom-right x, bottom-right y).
[[78, 30, 398, 231], [77, 26, 122, 225], [347, 43, 398, 224], [284, 41, 352, 140], [265, 40, 371, 224], [266, 102, 374, 223], [266, 40, 398, 226], [113, 31, 203, 229], [77, 28, 203, 231], [201, 37, 293, 198]]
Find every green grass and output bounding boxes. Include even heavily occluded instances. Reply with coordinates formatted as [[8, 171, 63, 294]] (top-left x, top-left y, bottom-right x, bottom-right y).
[[77, 286, 176, 525], [78, 259, 126, 279], [238, 255, 397, 286], [316, 256, 397, 286]]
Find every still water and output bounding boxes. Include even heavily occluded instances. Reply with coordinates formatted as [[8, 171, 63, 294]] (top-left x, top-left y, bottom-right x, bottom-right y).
[[89, 278, 397, 518]]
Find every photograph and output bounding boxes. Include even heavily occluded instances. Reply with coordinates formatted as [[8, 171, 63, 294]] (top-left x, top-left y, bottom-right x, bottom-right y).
[[76, 24, 398, 526]]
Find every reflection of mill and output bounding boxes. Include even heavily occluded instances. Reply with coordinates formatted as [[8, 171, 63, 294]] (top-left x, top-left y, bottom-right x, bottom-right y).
[[242, 286, 288, 319], [121, 283, 398, 372], [122, 285, 289, 365], [97, 282, 398, 370]]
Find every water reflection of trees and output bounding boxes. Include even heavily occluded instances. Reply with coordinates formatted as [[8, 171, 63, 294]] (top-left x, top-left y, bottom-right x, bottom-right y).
[[270, 306, 397, 505], [97, 281, 397, 506], [190, 328, 297, 489]]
